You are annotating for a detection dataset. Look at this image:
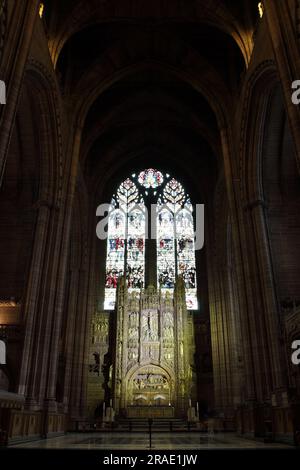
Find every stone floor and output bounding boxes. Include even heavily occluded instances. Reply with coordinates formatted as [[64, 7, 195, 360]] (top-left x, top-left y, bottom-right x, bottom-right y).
[[10, 432, 293, 450]]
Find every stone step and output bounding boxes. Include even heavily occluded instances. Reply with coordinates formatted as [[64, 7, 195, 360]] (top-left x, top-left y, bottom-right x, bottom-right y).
[[115, 418, 195, 431]]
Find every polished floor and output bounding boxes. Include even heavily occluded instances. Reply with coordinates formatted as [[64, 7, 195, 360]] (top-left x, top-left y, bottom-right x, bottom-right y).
[[10, 432, 293, 450]]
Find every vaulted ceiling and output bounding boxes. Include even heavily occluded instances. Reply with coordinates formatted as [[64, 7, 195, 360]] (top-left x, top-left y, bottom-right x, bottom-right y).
[[42, 0, 262, 200]]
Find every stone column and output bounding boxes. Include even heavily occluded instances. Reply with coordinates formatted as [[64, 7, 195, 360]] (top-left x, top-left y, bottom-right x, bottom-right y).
[[219, 127, 258, 403], [18, 202, 51, 401], [219, 264, 240, 419], [207, 240, 240, 423], [239, 205, 269, 404], [80, 239, 98, 419], [19, 121, 84, 425], [27, 204, 61, 411], [239, 198, 288, 437], [41, 126, 84, 413], [246, 199, 285, 392], [226, 261, 244, 409], [69, 268, 90, 419], [62, 268, 80, 413]]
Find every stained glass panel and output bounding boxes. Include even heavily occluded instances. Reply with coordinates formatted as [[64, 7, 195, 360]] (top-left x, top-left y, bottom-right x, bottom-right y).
[[176, 209, 198, 309], [126, 208, 145, 289], [157, 208, 175, 290], [138, 168, 164, 189], [163, 178, 185, 211], [104, 209, 126, 310], [159, 179, 198, 309], [117, 178, 140, 208], [104, 179, 145, 310]]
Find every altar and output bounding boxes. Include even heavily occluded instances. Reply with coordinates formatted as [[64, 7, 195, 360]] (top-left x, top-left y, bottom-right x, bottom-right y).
[[127, 406, 175, 419]]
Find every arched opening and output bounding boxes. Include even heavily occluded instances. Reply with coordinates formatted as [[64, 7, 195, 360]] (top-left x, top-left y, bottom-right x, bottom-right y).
[[126, 364, 172, 410]]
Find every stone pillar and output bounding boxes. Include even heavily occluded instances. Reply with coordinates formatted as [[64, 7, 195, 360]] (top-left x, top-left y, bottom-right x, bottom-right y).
[[208, 263, 227, 413], [41, 126, 84, 413], [19, 119, 84, 429], [216, 126, 282, 434], [247, 200, 285, 392], [26, 203, 61, 411], [62, 268, 80, 413], [82, 242, 99, 420], [69, 268, 89, 419], [236, 198, 289, 438], [18, 202, 51, 401], [219, 127, 258, 404], [219, 264, 241, 421], [206, 232, 241, 426], [226, 261, 244, 410]]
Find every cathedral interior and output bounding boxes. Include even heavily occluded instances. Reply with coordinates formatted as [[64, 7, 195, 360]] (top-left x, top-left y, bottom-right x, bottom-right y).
[[1, 0, 300, 450]]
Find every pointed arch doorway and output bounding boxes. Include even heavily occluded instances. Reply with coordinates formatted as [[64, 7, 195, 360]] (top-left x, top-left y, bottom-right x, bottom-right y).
[[125, 364, 174, 418]]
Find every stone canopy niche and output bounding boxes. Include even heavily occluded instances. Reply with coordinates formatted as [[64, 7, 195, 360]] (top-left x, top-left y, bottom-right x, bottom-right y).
[[112, 276, 195, 418]]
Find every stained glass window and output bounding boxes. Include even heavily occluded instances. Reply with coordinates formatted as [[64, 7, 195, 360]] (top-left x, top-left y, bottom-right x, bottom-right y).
[[104, 169, 198, 310]]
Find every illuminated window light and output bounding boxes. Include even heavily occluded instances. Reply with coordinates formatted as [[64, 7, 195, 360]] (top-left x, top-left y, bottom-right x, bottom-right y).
[[258, 2, 264, 18], [39, 3, 44, 19]]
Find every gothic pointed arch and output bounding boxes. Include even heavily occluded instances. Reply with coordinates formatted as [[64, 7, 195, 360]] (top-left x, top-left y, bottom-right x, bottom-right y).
[[104, 169, 197, 310]]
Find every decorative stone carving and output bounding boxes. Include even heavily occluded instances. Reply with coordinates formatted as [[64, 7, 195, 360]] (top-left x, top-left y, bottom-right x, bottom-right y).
[[141, 310, 158, 341], [92, 314, 109, 345], [88, 313, 109, 377], [113, 277, 195, 416]]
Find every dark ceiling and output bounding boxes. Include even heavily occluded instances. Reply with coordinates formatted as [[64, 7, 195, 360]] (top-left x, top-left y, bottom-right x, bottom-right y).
[[41, 0, 262, 198]]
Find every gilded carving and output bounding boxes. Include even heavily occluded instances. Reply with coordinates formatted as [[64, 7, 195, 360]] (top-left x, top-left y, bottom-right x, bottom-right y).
[[112, 279, 195, 415], [91, 314, 109, 345]]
